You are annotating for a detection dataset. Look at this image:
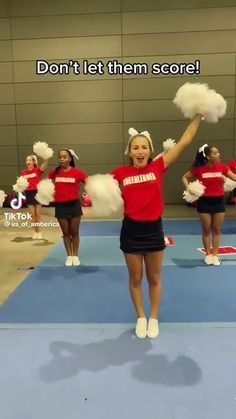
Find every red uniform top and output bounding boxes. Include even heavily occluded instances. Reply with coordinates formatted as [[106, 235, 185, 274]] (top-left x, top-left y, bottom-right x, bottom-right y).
[[227, 159, 236, 174], [21, 167, 43, 190], [48, 167, 87, 202], [111, 157, 166, 221], [190, 162, 229, 197]]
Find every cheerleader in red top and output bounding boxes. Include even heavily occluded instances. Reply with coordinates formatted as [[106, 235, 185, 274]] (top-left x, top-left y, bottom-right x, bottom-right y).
[[48, 149, 87, 267], [21, 155, 48, 239], [182, 145, 236, 266], [226, 158, 236, 203], [111, 114, 203, 339]]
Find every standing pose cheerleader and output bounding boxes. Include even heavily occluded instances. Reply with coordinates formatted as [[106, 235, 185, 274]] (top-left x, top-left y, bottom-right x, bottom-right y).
[[109, 115, 203, 338], [84, 82, 227, 338], [182, 145, 236, 266], [21, 155, 48, 239], [48, 149, 87, 266]]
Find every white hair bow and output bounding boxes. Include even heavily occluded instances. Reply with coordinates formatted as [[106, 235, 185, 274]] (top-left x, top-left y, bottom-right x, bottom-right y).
[[69, 149, 79, 160], [198, 144, 208, 157], [32, 154, 38, 164], [124, 127, 154, 155]]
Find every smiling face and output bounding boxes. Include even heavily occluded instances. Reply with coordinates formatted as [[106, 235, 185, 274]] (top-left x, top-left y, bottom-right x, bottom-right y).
[[26, 156, 36, 170], [58, 149, 71, 169], [129, 136, 151, 168], [207, 147, 221, 164]]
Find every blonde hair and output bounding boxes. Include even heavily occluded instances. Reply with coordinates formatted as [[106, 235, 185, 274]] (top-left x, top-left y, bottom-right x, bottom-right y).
[[26, 155, 38, 167]]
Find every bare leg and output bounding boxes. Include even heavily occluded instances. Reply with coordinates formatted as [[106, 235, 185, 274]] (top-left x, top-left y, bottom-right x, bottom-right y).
[[69, 216, 81, 255], [198, 213, 212, 254], [34, 204, 42, 233], [58, 218, 72, 256], [28, 205, 37, 235], [144, 251, 164, 319], [124, 253, 145, 318], [211, 212, 225, 256]]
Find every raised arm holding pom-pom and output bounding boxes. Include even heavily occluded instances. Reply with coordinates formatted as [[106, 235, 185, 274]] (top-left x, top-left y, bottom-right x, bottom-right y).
[[18, 154, 49, 240], [84, 82, 226, 339], [106, 114, 203, 340]]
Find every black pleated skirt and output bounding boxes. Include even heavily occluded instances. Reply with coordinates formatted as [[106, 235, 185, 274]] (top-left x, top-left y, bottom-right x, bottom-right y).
[[25, 190, 39, 206], [55, 199, 83, 219], [120, 217, 166, 254], [197, 196, 225, 213]]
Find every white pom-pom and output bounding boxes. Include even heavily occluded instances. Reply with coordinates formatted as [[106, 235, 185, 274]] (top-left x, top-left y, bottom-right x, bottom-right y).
[[183, 180, 205, 203], [85, 174, 124, 216], [0, 190, 7, 207], [223, 176, 236, 192], [13, 176, 29, 193], [128, 127, 138, 137], [33, 141, 54, 159], [183, 190, 199, 203], [35, 179, 55, 205], [173, 82, 227, 123], [187, 180, 205, 196], [163, 138, 176, 151]]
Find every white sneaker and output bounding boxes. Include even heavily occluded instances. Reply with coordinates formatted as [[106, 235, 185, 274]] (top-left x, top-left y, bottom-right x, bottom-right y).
[[204, 254, 213, 265], [135, 318, 147, 339], [147, 318, 159, 339], [65, 256, 73, 266], [72, 256, 80, 266], [212, 255, 221, 266], [36, 232, 43, 240], [32, 232, 38, 240]]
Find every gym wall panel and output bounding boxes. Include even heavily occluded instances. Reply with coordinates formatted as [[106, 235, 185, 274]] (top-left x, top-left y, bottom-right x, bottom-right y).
[[123, 31, 236, 56], [0, 146, 18, 165], [162, 162, 191, 204], [11, 13, 121, 39], [14, 80, 122, 103], [16, 102, 122, 124], [123, 76, 235, 100], [0, 0, 9, 17], [0, 126, 17, 146], [123, 119, 235, 144], [174, 140, 235, 163], [17, 144, 123, 166], [122, 0, 236, 12], [0, 167, 19, 186], [122, 7, 236, 33], [17, 123, 123, 145], [12, 36, 122, 61], [0, 84, 14, 104], [0, 41, 12, 61], [10, 0, 121, 16], [0, 62, 14, 83], [0, 105, 16, 125], [0, 18, 11, 39], [123, 98, 234, 122]]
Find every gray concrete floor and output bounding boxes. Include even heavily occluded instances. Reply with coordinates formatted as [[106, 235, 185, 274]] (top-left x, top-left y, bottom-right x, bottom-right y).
[[0, 204, 235, 305]]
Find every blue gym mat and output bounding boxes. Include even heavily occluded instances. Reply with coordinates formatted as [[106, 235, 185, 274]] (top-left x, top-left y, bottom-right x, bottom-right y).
[[39, 235, 236, 267], [1, 326, 236, 419], [0, 265, 236, 323], [79, 219, 236, 236]]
